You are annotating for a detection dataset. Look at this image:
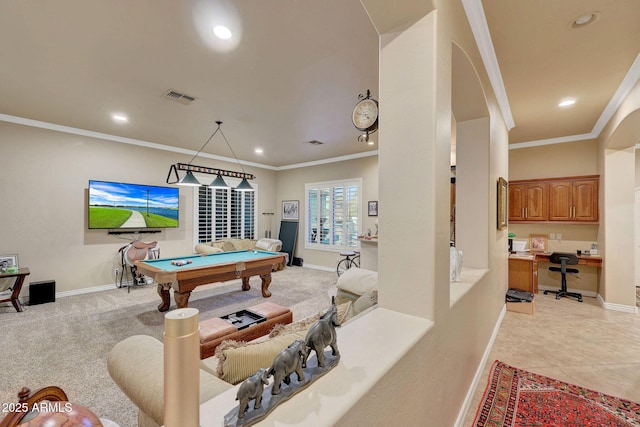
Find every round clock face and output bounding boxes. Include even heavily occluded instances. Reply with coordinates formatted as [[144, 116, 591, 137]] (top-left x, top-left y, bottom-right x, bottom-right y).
[[352, 98, 378, 131]]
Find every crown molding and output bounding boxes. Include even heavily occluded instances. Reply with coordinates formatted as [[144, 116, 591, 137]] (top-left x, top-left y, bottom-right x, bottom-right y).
[[511, 53, 640, 150], [464, 2, 640, 151], [508, 133, 596, 150], [0, 113, 378, 171], [591, 52, 640, 137], [461, 0, 515, 130]]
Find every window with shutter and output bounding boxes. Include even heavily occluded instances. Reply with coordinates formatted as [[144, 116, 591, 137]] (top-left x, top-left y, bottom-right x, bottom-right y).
[[305, 179, 361, 251], [196, 183, 256, 244]]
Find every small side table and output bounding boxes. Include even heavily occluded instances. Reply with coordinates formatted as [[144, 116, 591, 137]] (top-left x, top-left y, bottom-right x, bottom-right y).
[[0, 267, 30, 312]]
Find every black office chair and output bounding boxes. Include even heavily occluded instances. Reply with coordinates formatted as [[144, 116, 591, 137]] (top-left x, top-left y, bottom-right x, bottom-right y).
[[544, 252, 583, 302]]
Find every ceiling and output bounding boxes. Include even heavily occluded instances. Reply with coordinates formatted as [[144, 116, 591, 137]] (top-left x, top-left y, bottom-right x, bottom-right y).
[[0, 1, 639, 170], [481, 0, 640, 146]]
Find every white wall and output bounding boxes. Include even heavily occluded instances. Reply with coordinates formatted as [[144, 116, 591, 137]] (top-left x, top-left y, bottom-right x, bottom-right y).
[[275, 155, 379, 268], [338, 0, 511, 424], [0, 121, 276, 294], [598, 80, 640, 308]]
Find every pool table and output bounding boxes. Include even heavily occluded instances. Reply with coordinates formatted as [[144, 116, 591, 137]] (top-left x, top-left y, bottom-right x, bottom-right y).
[[135, 250, 286, 312]]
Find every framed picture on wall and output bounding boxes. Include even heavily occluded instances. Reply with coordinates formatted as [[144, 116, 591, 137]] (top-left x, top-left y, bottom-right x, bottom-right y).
[[368, 201, 378, 216], [282, 200, 299, 221], [497, 177, 508, 230], [529, 234, 548, 252]]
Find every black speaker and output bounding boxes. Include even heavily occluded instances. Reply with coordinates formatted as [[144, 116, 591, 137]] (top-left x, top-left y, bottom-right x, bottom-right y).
[[29, 280, 56, 305], [292, 257, 304, 267]]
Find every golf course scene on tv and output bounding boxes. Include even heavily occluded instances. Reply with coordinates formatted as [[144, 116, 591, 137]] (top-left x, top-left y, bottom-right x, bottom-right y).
[[88, 180, 179, 229]]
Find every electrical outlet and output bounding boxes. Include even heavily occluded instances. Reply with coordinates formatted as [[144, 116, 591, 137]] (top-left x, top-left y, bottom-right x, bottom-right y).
[[550, 233, 556, 240], [557, 233, 562, 240]]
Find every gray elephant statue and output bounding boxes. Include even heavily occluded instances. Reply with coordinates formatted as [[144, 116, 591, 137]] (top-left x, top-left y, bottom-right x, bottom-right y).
[[303, 298, 339, 368], [267, 339, 307, 395], [236, 368, 269, 419]]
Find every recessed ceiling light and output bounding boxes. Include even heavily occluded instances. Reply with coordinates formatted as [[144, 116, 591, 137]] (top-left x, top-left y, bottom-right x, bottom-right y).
[[112, 113, 129, 123], [558, 99, 576, 107], [254, 148, 263, 154], [213, 25, 232, 40], [571, 12, 600, 28]]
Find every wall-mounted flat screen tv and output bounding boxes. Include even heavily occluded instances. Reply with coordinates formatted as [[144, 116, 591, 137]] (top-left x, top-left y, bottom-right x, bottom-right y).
[[88, 180, 179, 229]]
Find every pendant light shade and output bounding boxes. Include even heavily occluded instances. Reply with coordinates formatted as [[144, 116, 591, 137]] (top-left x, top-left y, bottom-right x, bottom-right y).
[[166, 121, 256, 190], [235, 177, 254, 192], [177, 171, 201, 186], [209, 174, 229, 188]]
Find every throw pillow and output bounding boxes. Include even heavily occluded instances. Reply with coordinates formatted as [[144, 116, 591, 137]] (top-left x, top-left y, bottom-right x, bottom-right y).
[[353, 290, 378, 315], [268, 313, 320, 338], [210, 241, 226, 250], [254, 239, 269, 250], [222, 241, 236, 252], [336, 301, 354, 324], [215, 330, 309, 385], [194, 244, 223, 254]]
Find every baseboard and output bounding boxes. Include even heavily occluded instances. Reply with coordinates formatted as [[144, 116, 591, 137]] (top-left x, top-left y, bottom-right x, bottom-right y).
[[14, 283, 121, 305], [56, 283, 118, 299], [454, 304, 507, 427], [299, 263, 335, 273], [597, 293, 638, 314]]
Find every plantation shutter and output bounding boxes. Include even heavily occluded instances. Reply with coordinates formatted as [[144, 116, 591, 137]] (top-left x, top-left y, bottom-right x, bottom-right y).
[[214, 188, 228, 241], [197, 187, 213, 243], [305, 179, 360, 250], [196, 184, 256, 244], [242, 191, 255, 239]]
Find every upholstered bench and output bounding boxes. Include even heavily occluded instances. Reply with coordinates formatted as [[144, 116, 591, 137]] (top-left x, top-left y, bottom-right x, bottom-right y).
[[199, 302, 292, 359]]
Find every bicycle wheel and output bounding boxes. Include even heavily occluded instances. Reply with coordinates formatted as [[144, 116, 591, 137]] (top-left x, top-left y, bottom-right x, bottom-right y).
[[351, 255, 360, 268], [336, 258, 352, 276]]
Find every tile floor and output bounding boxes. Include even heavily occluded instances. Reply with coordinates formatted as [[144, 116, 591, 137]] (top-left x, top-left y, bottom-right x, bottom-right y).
[[464, 292, 640, 426]]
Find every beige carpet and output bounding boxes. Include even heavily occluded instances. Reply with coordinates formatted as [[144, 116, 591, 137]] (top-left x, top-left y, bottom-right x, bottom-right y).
[[0, 266, 337, 426]]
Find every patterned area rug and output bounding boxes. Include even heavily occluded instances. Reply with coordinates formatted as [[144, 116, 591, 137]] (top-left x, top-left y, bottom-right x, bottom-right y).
[[474, 360, 640, 427]]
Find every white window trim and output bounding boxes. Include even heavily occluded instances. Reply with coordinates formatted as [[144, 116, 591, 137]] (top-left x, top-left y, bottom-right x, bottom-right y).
[[304, 178, 362, 252]]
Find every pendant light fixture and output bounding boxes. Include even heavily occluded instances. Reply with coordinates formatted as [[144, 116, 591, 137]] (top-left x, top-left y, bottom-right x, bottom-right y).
[[167, 121, 254, 191]]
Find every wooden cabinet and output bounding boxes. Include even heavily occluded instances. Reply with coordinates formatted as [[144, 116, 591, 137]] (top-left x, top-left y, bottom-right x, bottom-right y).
[[508, 257, 538, 293], [509, 175, 598, 224], [548, 179, 598, 222], [508, 182, 548, 222]]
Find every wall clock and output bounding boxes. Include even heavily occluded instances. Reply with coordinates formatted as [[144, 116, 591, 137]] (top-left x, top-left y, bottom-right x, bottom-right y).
[[352, 90, 379, 137]]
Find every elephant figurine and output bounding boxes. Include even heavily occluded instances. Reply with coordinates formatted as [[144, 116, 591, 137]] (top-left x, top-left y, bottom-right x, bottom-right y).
[[236, 368, 269, 419], [267, 339, 307, 395], [303, 298, 339, 368]]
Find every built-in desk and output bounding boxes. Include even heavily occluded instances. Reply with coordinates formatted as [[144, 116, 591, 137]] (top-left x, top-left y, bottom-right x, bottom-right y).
[[534, 252, 602, 267], [509, 253, 603, 295], [508, 255, 538, 293]]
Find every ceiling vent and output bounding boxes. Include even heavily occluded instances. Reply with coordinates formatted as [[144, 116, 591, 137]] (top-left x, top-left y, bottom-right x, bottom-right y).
[[163, 89, 197, 105]]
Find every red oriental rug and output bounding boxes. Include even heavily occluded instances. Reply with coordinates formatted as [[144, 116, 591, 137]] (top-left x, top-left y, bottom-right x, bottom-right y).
[[473, 360, 640, 427]]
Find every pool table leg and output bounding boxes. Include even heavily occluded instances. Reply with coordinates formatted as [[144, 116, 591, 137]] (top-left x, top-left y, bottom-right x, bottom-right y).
[[174, 290, 191, 309], [241, 277, 251, 292], [259, 273, 272, 298], [157, 283, 171, 312]]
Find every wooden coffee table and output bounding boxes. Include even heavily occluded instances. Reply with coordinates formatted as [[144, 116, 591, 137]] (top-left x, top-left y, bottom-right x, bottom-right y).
[[199, 302, 292, 359], [0, 267, 30, 312]]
